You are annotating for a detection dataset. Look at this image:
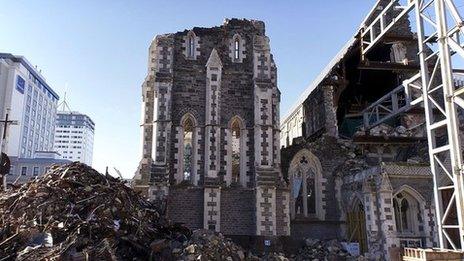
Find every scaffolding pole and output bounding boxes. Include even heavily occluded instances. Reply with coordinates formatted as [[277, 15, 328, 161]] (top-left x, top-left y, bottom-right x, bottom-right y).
[[362, 0, 464, 250]]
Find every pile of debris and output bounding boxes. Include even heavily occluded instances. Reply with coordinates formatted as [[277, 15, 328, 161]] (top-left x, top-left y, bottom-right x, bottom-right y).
[[355, 123, 413, 138], [0, 162, 186, 260], [292, 238, 354, 261], [170, 229, 247, 261], [0, 162, 361, 260]]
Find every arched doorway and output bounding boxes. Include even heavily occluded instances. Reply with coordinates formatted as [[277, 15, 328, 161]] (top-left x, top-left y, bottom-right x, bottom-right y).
[[346, 197, 368, 254]]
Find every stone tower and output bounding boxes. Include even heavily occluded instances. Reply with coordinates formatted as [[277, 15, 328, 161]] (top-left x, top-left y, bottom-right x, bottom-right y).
[[133, 19, 289, 237]]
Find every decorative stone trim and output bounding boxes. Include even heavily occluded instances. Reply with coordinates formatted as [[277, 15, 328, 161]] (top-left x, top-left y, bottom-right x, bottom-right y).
[[252, 36, 271, 79], [256, 186, 276, 236], [173, 126, 182, 183], [204, 187, 221, 232], [377, 175, 398, 259], [240, 129, 249, 187], [153, 82, 172, 165], [204, 49, 223, 178], [281, 190, 290, 235], [428, 203, 439, 247], [149, 35, 174, 74], [362, 179, 379, 232], [225, 129, 232, 185], [194, 127, 201, 186]]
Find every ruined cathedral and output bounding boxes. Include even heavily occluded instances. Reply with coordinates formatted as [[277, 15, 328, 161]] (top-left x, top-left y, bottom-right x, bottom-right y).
[[133, 19, 288, 237], [133, 1, 458, 259]]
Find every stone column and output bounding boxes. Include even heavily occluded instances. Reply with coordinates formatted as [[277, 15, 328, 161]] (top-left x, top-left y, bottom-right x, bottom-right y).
[[252, 35, 280, 236], [203, 49, 223, 231], [377, 175, 399, 260], [204, 49, 222, 180], [204, 187, 221, 232], [239, 129, 249, 187], [362, 178, 380, 254], [425, 202, 438, 247], [134, 35, 173, 200], [224, 129, 232, 185], [151, 36, 174, 199]]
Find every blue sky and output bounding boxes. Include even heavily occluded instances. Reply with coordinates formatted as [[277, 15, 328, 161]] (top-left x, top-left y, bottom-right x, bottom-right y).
[[0, 0, 375, 178]]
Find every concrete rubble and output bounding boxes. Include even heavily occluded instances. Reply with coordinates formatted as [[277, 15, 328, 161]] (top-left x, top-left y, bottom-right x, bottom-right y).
[[292, 238, 356, 261], [355, 124, 413, 138]]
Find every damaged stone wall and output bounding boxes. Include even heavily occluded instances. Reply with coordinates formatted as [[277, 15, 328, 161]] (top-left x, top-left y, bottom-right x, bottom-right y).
[[281, 136, 351, 239], [134, 19, 288, 237]]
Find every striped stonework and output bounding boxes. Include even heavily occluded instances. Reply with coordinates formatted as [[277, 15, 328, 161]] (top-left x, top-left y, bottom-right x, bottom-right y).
[[204, 187, 221, 232], [256, 186, 277, 236]]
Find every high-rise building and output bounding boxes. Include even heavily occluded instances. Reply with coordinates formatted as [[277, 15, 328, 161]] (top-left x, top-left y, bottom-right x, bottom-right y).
[[0, 53, 59, 159], [54, 111, 95, 166]]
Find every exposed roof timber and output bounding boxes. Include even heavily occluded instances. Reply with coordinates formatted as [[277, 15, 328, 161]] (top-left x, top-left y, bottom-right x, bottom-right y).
[[383, 34, 437, 43], [281, 0, 393, 125], [358, 61, 421, 71]]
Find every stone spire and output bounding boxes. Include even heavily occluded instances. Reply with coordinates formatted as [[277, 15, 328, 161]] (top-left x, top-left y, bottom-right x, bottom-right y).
[[206, 48, 222, 68]]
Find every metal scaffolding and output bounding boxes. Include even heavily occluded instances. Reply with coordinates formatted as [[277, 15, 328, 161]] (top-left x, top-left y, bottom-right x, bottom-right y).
[[361, 0, 464, 250]]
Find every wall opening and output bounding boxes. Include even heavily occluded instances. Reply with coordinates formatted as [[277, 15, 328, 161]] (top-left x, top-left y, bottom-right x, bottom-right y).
[[231, 118, 241, 183], [182, 116, 194, 181]]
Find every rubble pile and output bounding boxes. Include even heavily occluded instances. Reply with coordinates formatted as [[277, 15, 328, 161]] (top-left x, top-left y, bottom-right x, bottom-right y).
[[0, 163, 181, 260], [355, 123, 413, 138], [172, 229, 247, 261], [0, 162, 362, 260], [293, 238, 354, 261]]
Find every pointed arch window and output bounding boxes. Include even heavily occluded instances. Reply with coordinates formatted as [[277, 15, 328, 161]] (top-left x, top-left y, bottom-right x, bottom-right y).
[[289, 150, 324, 220], [188, 35, 195, 58], [394, 192, 415, 233], [182, 116, 195, 181], [231, 118, 241, 183], [294, 156, 316, 215], [230, 34, 245, 63], [234, 38, 240, 60], [227, 116, 246, 186]]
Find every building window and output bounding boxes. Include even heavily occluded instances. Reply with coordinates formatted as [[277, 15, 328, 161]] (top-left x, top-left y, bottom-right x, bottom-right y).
[[188, 35, 195, 58], [230, 34, 245, 63], [21, 167, 27, 176], [234, 38, 240, 60], [229, 116, 244, 184], [33, 167, 39, 176], [288, 149, 324, 220], [393, 192, 419, 234], [182, 115, 195, 181]]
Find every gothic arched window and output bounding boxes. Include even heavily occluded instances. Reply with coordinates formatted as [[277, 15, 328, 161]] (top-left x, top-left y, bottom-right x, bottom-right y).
[[230, 34, 245, 63], [231, 118, 241, 183], [234, 38, 240, 60], [289, 150, 324, 220], [394, 192, 413, 233], [188, 35, 195, 58], [227, 116, 246, 186], [181, 115, 195, 181]]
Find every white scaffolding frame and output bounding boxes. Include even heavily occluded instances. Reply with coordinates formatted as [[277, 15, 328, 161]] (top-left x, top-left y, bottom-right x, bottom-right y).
[[361, 0, 464, 249]]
